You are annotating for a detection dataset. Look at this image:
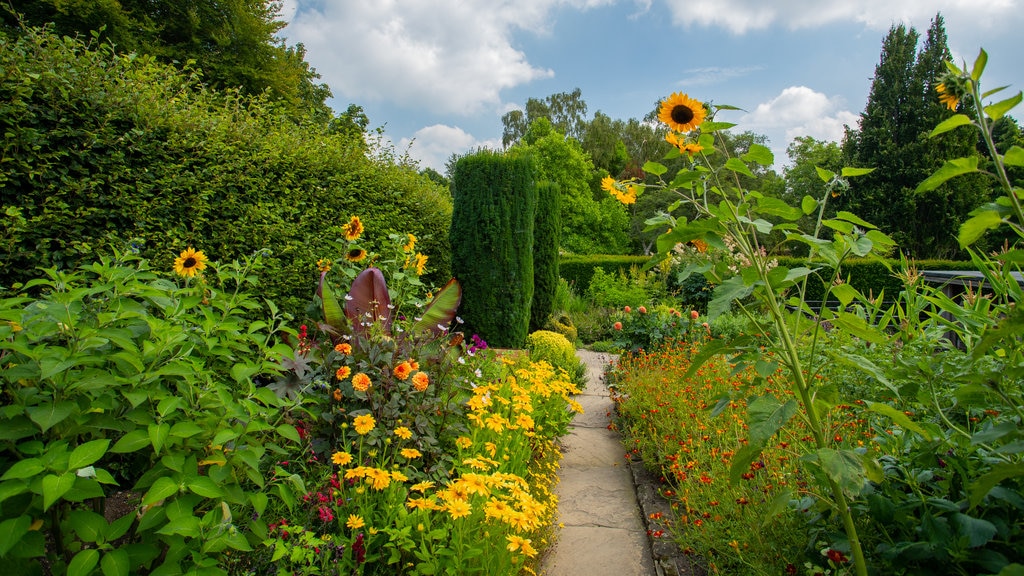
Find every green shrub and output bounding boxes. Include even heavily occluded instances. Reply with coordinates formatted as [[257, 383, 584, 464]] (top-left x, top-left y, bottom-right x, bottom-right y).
[[526, 330, 586, 388], [585, 267, 651, 308], [0, 252, 298, 574], [559, 254, 651, 293], [544, 313, 578, 344], [530, 181, 562, 332], [0, 26, 452, 318], [449, 150, 536, 348]]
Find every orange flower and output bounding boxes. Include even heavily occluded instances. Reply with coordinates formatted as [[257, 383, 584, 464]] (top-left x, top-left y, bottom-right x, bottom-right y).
[[332, 388, 343, 401], [352, 372, 371, 392], [613, 321, 623, 330], [412, 371, 429, 392], [393, 361, 413, 381], [342, 216, 364, 241], [335, 366, 352, 380], [334, 343, 352, 354]]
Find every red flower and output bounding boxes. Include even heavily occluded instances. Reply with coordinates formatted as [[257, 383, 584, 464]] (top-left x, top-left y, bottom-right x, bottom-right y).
[[826, 549, 849, 564], [638, 306, 648, 314], [614, 321, 623, 330], [624, 306, 631, 313], [690, 310, 699, 320]]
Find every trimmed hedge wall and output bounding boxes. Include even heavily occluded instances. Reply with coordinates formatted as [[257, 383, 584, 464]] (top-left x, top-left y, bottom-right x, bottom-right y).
[[563, 254, 979, 303], [559, 255, 651, 293], [530, 181, 561, 332], [1, 27, 452, 318]]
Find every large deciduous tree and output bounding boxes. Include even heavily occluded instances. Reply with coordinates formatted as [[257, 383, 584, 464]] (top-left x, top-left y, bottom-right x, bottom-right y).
[[4, 0, 332, 120]]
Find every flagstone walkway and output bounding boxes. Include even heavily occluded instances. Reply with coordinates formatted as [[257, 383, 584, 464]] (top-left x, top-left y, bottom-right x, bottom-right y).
[[540, 350, 657, 576]]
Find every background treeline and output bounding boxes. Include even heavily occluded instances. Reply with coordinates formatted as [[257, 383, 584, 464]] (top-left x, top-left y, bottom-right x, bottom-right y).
[[1, 26, 452, 317]]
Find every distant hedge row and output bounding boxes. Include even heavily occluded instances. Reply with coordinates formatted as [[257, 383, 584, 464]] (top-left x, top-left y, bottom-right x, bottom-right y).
[[1, 27, 452, 317], [563, 254, 979, 303]]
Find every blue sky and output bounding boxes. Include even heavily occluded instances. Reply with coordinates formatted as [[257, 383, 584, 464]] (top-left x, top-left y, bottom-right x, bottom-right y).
[[279, 1, 1023, 173]]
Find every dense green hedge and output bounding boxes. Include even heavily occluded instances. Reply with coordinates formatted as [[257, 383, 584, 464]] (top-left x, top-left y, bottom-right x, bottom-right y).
[[777, 257, 976, 304], [559, 254, 651, 293], [530, 181, 561, 331], [1, 27, 452, 317], [449, 151, 536, 348], [563, 254, 978, 305]]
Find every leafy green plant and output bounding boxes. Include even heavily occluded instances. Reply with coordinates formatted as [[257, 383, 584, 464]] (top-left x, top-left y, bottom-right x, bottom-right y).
[[525, 330, 585, 388], [0, 250, 300, 575]]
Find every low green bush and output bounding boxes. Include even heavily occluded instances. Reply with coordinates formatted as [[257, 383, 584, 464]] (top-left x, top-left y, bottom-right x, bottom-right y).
[[559, 254, 650, 293], [526, 330, 586, 388]]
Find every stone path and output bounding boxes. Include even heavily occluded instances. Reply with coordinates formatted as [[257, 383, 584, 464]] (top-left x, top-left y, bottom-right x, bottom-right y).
[[540, 350, 657, 576]]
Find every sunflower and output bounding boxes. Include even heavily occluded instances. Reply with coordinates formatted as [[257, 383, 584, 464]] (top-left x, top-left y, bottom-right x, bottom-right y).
[[403, 233, 416, 252], [658, 92, 706, 133], [173, 247, 208, 278], [346, 248, 367, 262], [936, 83, 959, 111], [342, 216, 364, 241]]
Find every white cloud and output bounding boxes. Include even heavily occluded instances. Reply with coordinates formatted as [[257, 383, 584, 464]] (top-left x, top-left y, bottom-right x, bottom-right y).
[[659, 0, 1017, 34], [681, 66, 763, 86], [399, 125, 501, 173], [739, 86, 858, 164], [281, 1, 627, 117]]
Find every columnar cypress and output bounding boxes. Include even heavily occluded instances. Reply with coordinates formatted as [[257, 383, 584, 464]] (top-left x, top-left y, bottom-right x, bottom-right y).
[[449, 151, 537, 348], [530, 180, 562, 332]]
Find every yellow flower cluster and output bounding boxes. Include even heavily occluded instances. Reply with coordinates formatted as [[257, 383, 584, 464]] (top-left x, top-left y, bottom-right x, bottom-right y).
[[600, 176, 637, 205]]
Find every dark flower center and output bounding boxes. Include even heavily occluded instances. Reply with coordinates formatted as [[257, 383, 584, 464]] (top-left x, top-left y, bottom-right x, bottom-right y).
[[671, 104, 695, 125], [183, 257, 197, 267]]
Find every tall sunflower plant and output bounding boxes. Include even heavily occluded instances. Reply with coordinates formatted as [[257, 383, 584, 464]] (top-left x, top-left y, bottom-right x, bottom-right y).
[[604, 93, 898, 575]]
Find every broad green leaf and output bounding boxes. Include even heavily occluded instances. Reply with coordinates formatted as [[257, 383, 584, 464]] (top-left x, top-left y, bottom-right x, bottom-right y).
[[971, 48, 988, 81], [971, 421, 1018, 445], [642, 161, 667, 176], [815, 166, 835, 183], [840, 167, 875, 178], [831, 283, 858, 307], [155, 515, 200, 538], [275, 424, 301, 444], [1004, 146, 1024, 167], [670, 169, 703, 189], [318, 271, 347, 334], [111, 429, 150, 453], [866, 401, 933, 440], [929, 114, 973, 137], [701, 121, 736, 132], [833, 311, 887, 344], [959, 210, 1004, 247], [756, 197, 802, 221], [148, 423, 170, 455], [811, 448, 866, 495], [801, 195, 818, 215], [834, 211, 875, 228], [742, 143, 773, 166], [916, 157, 980, 193], [26, 402, 75, 433], [142, 476, 180, 506], [250, 492, 269, 516], [156, 397, 182, 418], [708, 275, 754, 321], [746, 396, 798, 445], [724, 157, 755, 178], [169, 422, 204, 438], [101, 549, 130, 576], [970, 462, 1024, 507], [984, 91, 1022, 122], [412, 278, 462, 337], [67, 510, 106, 543], [67, 549, 100, 576], [0, 515, 31, 556], [42, 472, 76, 511], [1, 458, 44, 481], [188, 477, 223, 498], [953, 513, 997, 547], [68, 439, 110, 471]]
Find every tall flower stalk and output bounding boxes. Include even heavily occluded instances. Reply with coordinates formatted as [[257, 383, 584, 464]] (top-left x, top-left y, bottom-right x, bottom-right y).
[[608, 93, 896, 576]]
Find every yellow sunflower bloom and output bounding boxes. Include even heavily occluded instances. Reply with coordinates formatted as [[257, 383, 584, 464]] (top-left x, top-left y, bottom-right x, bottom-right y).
[[342, 216, 364, 241], [403, 233, 416, 252], [658, 92, 706, 132], [937, 83, 959, 111], [173, 247, 208, 278], [345, 248, 367, 262]]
